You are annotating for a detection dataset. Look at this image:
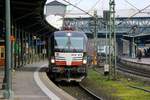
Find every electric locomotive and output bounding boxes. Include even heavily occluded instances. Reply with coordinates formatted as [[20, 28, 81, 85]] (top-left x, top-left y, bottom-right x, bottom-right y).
[[48, 30, 88, 82]]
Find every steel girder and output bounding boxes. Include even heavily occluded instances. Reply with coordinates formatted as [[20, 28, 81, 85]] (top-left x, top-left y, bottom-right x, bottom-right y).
[[64, 17, 150, 36]]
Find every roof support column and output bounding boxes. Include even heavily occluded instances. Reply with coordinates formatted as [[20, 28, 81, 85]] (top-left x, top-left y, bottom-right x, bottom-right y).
[[48, 34, 51, 68], [4, 0, 13, 99], [39, 36, 42, 60], [20, 27, 24, 66], [11, 25, 15, 70], [33, 35, 38, 62], [14, 24, 17, 69], [129, 39, 132, 57], [28, 33, 31, 64], [31, 34, 34, 63], [23, 31, 27, 65], [17, 25, 21, 68]]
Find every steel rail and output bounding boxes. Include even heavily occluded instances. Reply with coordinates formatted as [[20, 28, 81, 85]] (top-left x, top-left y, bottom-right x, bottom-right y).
[[79, 83, 103, 100], [117, 63, 150, 78]]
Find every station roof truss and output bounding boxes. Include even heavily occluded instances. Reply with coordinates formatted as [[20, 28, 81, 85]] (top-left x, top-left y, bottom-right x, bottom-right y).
[[64, 17, 150, 36], [0, 0, 57, 36]]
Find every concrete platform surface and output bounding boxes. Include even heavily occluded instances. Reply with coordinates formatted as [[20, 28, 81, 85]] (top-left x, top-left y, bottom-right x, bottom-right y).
[[0, 61, 75, 100]]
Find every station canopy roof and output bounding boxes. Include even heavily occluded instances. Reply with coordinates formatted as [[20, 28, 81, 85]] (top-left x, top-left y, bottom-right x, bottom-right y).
[[123, 33, 150, 44], [0, 0, 57, 36]]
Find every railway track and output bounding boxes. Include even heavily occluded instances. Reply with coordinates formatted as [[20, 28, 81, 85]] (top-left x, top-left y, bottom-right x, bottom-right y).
[[93, 64, 150, 93], [46, 70, 102, 100], [93, 61, 150, 80], [117, 63, 150, 78], [56, 82, 102, 100], [117, 62, 150, 93]]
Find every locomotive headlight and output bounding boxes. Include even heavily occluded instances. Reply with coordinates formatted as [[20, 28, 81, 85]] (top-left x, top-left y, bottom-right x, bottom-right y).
[[51, 58, 55, 63], [83, 59, 87, 64]]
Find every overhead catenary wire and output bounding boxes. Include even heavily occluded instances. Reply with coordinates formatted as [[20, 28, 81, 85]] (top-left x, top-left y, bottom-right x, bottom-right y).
[[67, 0, 83, 13], [63, 0, 106, 27], [125, 0, 150, 14], [65, 0, 103, 18], [128, 4, 150, 18], [124, 0, 150, 18], [87, 0, 102, 13], [63, 0, 94, 17], [124, 0, 140, 11]]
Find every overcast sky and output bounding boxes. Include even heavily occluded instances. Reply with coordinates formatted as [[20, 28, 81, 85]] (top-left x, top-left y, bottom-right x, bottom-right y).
[[46, 0, 150, 12]]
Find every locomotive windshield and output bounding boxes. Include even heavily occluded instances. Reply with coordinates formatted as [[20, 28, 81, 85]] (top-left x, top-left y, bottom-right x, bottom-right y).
[[54, 36, 84, 51]]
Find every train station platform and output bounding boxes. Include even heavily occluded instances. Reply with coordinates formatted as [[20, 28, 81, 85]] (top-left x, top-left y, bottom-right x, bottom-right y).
[[0, 61, 75, 100], [121, 57, 150, 65]]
